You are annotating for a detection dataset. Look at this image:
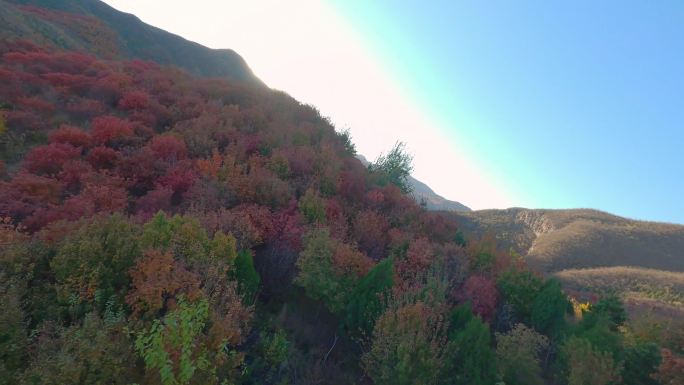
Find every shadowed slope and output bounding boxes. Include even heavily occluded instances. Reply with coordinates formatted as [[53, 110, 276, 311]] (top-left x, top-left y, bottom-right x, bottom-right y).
[[1, 0, 262, 85]]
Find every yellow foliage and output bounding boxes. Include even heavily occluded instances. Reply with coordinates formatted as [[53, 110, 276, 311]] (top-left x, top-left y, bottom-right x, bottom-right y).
[[211, 231, 238, 264], [0, 111, 6, 136], [569, 296, 591, 320]]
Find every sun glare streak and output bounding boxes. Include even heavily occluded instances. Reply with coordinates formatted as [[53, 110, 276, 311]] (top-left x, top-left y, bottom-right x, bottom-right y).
[[103, 0, 517, 209]]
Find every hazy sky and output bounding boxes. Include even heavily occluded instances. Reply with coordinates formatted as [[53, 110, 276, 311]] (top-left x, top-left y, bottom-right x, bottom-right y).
[[103, 0, 684, 223]]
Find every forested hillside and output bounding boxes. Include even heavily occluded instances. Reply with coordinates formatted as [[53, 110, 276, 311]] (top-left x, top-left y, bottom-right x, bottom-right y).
[[0, 4, 683, 384]]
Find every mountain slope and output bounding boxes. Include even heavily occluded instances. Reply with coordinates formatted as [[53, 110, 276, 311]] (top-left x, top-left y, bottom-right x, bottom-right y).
[[1, 0, 262, 84], [1, 0, 470, 212], [0, 3, 681, 383]]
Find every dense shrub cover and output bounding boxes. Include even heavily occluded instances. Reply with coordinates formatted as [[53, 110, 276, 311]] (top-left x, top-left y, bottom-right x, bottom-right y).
[[0, 39, 681, 385]]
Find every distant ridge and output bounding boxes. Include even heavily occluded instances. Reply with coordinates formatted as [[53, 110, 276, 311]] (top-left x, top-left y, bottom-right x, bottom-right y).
[[1, 0, 263, 85], [356, 154, 471, 212], [408, 175, 471, 212]]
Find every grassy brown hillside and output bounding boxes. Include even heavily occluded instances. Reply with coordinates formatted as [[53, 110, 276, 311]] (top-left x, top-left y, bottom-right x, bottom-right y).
[[452, 208, 684, 320], [451, 208, 684, 273], [557, 267, 684, 317]]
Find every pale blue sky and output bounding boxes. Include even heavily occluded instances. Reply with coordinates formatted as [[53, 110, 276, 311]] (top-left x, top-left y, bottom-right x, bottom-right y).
[[331, 0, 684, 223]]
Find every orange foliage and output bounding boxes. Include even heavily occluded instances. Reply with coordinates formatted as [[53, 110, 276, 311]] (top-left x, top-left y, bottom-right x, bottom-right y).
[[332, 242, 373, 278], [126, 250, 202, 317], [196, 149, 223, 178]]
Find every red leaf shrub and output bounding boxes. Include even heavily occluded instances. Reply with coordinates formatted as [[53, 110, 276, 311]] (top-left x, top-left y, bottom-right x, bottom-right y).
[[457, 275, 498, 321], [58, 160, 93, 189], [86, 146, 120, 169], [65, 97, 105, 119], [78, 183, 128, 213], [49, 125, 92, 148], [158, 164, 197, 196], [148, 134, 187, 162], [90, 115, 133, 145], [136, 187, 173, 218], [24, 143, 81, 175], [118, 90, 150, 110], [353, 210, 390, 260]]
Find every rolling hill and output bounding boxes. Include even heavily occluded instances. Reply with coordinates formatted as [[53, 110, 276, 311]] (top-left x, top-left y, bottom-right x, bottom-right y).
[[451, 208, 684, 272], [451, 207, 684, 313]]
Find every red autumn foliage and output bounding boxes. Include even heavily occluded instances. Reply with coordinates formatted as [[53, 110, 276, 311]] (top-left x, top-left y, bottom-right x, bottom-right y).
[[158, 163, 197, 197], [284, 146, 316, 177], [126, 250, 202, 317], [118, 90, 151, 110], [270, 203, 305, 251], [21, 207, 66, 232], [24, 143, 82, 175], [456, 275, 498, 321], [232, 204, 276, 242], [353, 210, 390, 260], [337, 169, 366, 203], [402, 237, 435, 275], [77, 182, 128, 213], [200, 204, 274, 250], [92, 72, 131, 100], [65, 97, 105, 119], [6, 172, 62, 204], [90, 115, 133, 146], [49, 125, 92, 148], [365, 189, 386, 207], [17, 96, 55, 113], [201, 209, 260, 251], [5, 109, 47, 131], [41, 72, 92, 91], [136, 187, 173, 219], [416, 212, 459, 244], [0, 42, 421, 280], [58, 160, 93, 190], [148, 134, 187, 162], [325, 198, 348, 240], [114, 147, 157, 187], [86, 146, 120, 169]]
